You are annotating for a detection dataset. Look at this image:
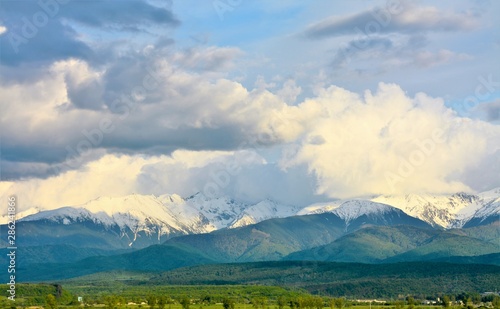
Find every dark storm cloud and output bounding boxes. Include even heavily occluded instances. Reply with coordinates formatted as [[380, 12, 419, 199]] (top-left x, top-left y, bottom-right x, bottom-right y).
[[0, 152, 105, 180], [0, 112, 252, 180], [0, 18, 93, 66], [103, 126, 247, 155], [0, 0, 179, 66]]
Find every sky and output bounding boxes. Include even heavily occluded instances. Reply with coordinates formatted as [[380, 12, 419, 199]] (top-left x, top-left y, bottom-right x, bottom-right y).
[[0, 0, 499, 211]]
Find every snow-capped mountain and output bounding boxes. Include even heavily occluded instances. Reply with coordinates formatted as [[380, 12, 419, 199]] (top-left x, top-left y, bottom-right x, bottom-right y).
[[2, 189, 498, 249], [462, 188, 500, 228], [372, 189, 500, 228], [330, 200, 395, 224], [298, 199, 432, 232], [20, 195, 193, 245], [296, 189, 500, 229], [230, 199, 301, 228], [3, 193, 299, 248], [298, 200, 394, 223]]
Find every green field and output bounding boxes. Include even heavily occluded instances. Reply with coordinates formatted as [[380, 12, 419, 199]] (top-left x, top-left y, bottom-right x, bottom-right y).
[[2, 282, 497, 309], [63, 285, 309, 304]]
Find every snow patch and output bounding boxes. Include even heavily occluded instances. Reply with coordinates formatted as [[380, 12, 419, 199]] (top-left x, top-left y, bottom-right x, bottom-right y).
[[372, 189, 500, 228], [331, 200, 394, 223]]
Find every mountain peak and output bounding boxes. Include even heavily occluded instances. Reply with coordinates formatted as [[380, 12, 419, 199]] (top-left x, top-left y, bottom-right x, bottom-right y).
[[331, 200, 395, 223], [371, 190, 499, 228]]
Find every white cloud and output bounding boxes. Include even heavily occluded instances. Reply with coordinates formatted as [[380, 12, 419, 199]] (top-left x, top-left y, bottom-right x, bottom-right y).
[[0, 155, 149, 212], [0, 149, 320, 213], [2, 79, 499, 209], [1, 49, 499, 207], [280, 83, 500, 198], [276, 79, 302, 104], [0, 151, 239, 213], [0, 55, 308, 178]]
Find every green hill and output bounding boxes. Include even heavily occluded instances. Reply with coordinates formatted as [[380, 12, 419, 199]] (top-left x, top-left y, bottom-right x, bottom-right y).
[[149, 261, 500, 298], [457, 222, 500, 244], [165, 213, 347, 262], [429, 252, 500, 265], [284, 225, 438, 263], [385, 232, 500, 262], [283, 225, 500, 264], [0, 244, 133, 266], [17, 243, 215, 281]]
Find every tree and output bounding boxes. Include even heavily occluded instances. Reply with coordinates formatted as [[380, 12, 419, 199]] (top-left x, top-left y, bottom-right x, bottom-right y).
[[252, 297, 268, 309], [277, 297, 286, 309], [304, 297, 313, 309], [471, 294, 481, 305], [45, 295, 58, 309], [202, 296, 212, 305], [223, 298, 235, 309], [104, 296, 118, 309], [334, 298, 345, 309], [158, 296, 167, 309], [147, 295, 157, 309], [465, 298, 474, 309], [297, 297, 306, 309], [394, 301, 404, 309], [492, 296, 500, 309], [407, 297, 415, 309], [442, 296, 451, 308], [312, 297, 323, 309], [180, 297, 190, 309]]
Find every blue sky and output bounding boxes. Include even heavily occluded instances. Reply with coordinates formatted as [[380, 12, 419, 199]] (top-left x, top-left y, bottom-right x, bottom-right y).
[[0, 0, 499, 210], [173, 0, 500, 101]]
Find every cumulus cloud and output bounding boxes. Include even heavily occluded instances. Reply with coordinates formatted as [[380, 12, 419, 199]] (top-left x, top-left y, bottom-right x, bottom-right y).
[[0, 53, 310, 179], [0, 0, 498, 208], [280, 83, 500, 198], [276, 79, 302, 104], [0, 150, 322, 212], [0, 154, 154, 211], [1, 74, 499, 206]]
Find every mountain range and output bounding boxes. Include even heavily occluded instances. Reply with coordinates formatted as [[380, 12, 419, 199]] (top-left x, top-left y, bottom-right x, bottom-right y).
[[1, 189, 498, 282], [2, 189, 498, 248]]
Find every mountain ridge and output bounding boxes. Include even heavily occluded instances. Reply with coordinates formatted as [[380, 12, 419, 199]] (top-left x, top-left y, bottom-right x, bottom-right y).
[[1, 189, 498, 250]]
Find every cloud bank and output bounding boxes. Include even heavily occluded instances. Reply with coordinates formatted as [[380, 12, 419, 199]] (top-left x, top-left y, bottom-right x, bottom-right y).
[[1, 54, 498, 210]]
